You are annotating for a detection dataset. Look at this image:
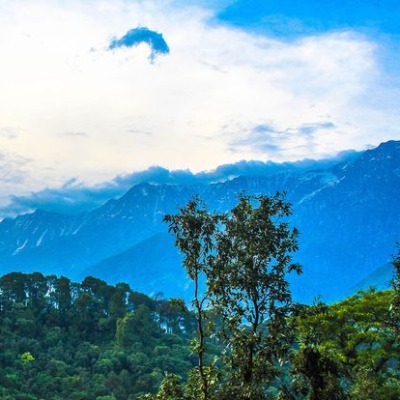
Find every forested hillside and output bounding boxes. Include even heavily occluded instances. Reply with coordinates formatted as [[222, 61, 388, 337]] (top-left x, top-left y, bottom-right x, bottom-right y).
[[0, 272, 197, 400], [0, 272, 399, 400]]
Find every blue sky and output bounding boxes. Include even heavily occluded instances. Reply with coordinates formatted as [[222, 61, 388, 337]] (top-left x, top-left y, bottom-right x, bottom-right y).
[[218, 0, 400, 34], [0, 0, 398, 216]]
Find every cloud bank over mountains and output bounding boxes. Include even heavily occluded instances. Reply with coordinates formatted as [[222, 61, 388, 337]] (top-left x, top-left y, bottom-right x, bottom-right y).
[[1, 149, 361, 218]]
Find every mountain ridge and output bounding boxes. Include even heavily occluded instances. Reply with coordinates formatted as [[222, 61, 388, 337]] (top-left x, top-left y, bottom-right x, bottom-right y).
[[0, 140, 398, 303]]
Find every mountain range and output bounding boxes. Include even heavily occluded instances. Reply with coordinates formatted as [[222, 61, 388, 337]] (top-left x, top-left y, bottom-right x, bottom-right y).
[[0, 140, 399, 303]]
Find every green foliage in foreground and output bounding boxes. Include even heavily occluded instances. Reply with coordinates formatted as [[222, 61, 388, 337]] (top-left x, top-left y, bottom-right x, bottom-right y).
[[163, 193, 302, 400], [145, 195, 400, 400], [141, 289, 400, 400], [292, 289, 400, 399]]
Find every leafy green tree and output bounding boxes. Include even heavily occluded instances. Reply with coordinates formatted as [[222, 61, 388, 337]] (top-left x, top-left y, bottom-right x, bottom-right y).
[[157, 299, 190, 335], [163, 193, 301, 399], [290, 300, 345, 400], [390, 244, 400, 343], [139, 373, 185, 400], [109, 283, 130, 319], [164, 196, 219, 400], [116, 304, 162, 348], [20, 352, 35, 364], [52, 276, 73, 327], [292, 289, 399, 399], [25, 273, 48, 315], [0, 272, 27, 310], [210, 193, 301, 398]]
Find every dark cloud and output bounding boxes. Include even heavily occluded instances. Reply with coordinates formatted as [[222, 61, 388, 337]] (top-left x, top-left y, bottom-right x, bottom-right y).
[[109, 27, 170, 61]]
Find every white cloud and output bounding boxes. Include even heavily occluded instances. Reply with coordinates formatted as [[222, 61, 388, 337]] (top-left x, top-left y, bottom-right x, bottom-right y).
[[0, 0, 398, 201]]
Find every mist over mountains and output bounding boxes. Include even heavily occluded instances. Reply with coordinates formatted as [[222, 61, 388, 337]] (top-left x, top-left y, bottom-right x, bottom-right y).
[[2, 149, 361, 217], [0, 140, 398, 303]]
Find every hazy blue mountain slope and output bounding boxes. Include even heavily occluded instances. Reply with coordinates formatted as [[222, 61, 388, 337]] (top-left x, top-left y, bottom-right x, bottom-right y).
[[0, 141, 398, 303], [0, 184, 196, 275], [289, 141, 400, 301], [354, 263, 393, 292], [80, 233, 187, 300]]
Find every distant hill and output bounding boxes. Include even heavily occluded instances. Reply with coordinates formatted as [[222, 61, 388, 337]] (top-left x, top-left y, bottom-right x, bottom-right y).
[[0, 140, 399, 303], [354, 263, 394, 292]]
